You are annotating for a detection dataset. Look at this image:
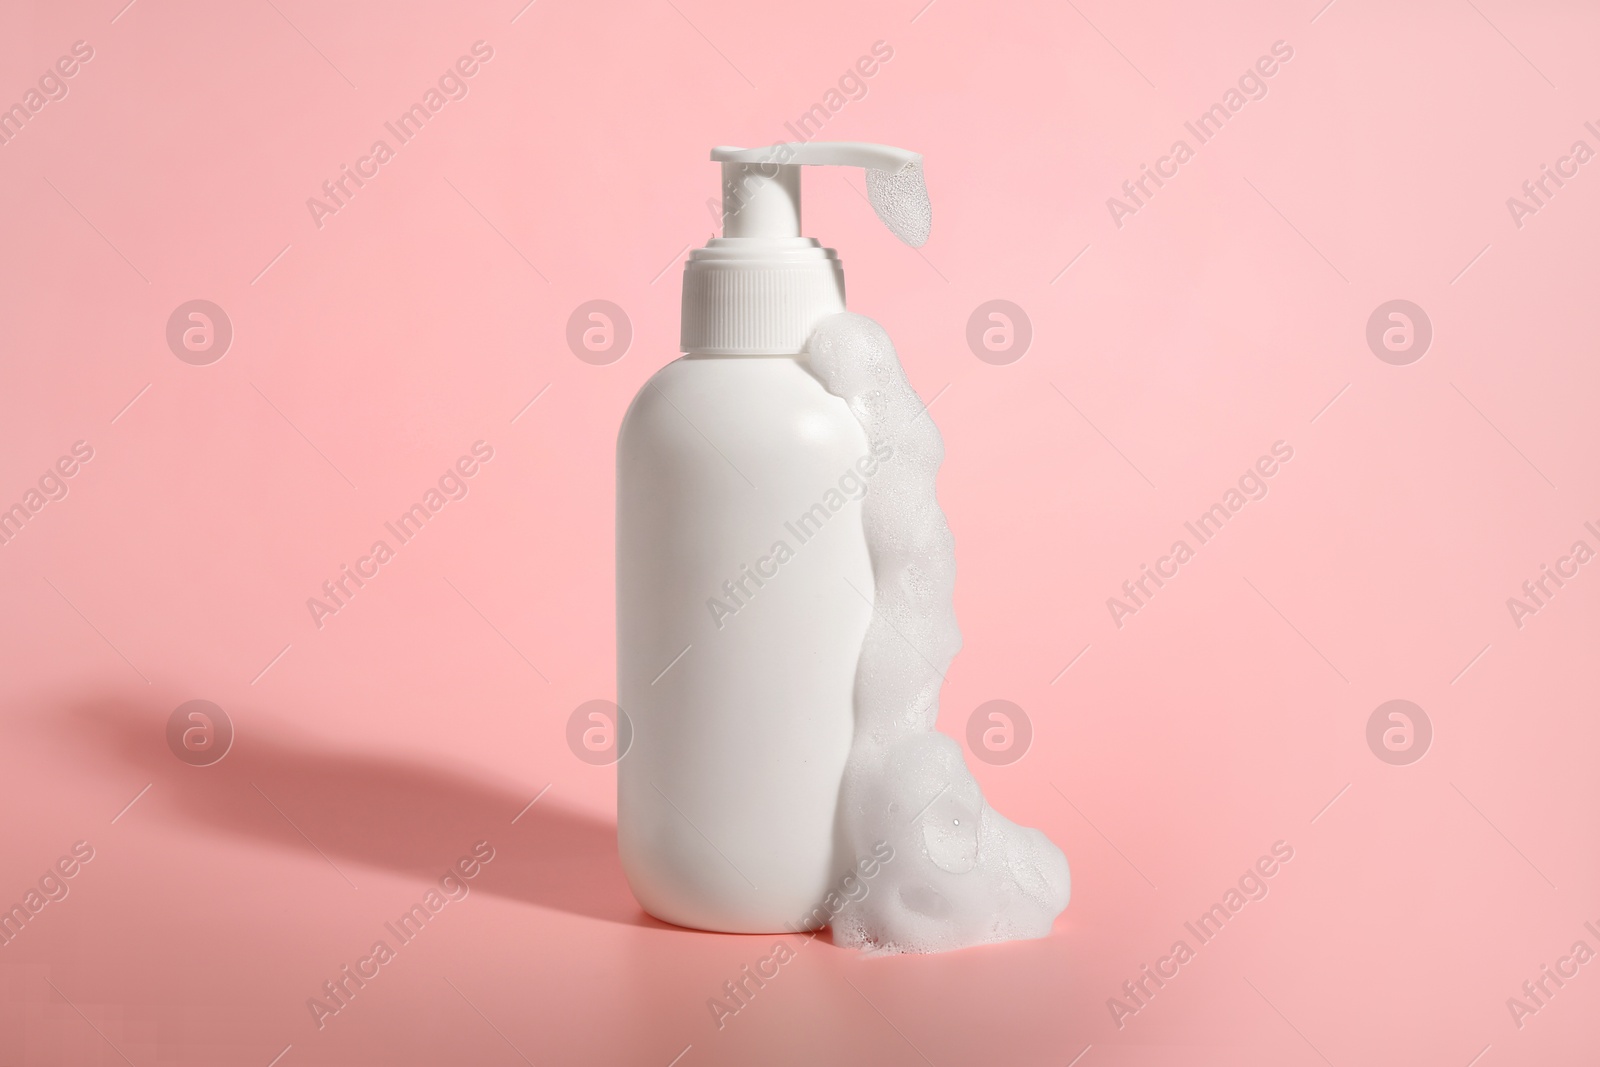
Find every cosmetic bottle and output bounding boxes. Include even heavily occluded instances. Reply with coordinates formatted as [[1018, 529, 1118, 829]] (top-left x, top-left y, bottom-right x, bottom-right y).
[[617, 143, 928, 932]]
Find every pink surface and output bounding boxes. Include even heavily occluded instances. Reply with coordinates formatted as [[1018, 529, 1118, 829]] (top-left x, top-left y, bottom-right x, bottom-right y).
[[2, 0, 1597, 1064]]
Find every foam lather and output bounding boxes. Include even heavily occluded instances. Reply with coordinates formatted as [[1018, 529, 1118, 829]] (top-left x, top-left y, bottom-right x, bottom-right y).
[[806, 312, 1072, 954], [864, 162, 933, 248]]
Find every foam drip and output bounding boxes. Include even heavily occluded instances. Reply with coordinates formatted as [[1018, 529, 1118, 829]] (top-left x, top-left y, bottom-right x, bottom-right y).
[[864, 162, 932, 248], [806, 312, 1071, 955]]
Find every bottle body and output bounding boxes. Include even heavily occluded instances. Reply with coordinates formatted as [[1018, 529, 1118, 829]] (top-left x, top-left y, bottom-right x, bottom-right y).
[[616, 352, 872, 932]]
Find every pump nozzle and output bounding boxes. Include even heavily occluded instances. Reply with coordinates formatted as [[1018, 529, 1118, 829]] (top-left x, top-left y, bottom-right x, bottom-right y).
[[710, 142, 931, 247], [680, 142, 931, 355]]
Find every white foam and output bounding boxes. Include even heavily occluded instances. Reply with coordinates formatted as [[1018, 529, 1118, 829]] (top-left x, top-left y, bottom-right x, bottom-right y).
[[865, 162, 933, 248], [806, 312, 1071, 955]]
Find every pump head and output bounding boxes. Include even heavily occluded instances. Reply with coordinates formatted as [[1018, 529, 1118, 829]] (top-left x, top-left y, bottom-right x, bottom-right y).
[[681, 142, 931, 355], [711, 142, 931, 247]]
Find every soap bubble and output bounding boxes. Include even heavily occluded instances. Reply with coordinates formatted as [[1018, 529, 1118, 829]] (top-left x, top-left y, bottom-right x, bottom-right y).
[[921, 792, 980, 874]]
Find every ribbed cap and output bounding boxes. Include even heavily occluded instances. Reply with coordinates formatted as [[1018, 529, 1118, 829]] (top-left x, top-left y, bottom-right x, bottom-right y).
[[680, 238, 845, 355]]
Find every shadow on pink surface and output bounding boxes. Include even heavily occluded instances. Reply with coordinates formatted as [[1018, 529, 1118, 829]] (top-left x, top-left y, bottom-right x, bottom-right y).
[[47, 693, 684, 932]]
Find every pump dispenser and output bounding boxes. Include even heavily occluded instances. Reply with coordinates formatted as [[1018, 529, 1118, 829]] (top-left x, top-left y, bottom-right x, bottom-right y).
[[681, 143, 930, 354]]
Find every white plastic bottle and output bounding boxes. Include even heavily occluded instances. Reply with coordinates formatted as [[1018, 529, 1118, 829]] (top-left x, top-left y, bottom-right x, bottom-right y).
[[617, 144, 926, 932]]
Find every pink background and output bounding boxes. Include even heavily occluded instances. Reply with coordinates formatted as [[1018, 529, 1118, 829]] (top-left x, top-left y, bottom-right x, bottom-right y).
[[2, 0, 1598, 1063]]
